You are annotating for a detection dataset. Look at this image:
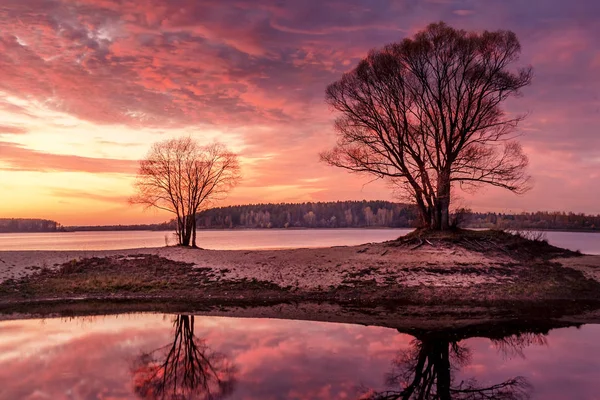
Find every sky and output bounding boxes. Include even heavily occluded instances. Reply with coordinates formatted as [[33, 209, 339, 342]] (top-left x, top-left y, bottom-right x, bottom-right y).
[[0, 0, 599, 225]]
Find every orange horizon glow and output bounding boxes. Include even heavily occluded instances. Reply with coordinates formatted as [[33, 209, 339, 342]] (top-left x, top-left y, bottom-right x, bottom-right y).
[[1, 0, 599, 225]]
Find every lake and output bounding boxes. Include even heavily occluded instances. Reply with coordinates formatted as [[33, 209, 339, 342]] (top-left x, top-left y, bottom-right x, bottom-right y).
[[0, 313, 598, 399], [0, 229, 598, 253], [0, 229, 411, 251]]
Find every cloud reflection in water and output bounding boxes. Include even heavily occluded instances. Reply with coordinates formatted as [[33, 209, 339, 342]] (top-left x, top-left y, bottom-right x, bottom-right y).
[[0, 315, 599, 399]]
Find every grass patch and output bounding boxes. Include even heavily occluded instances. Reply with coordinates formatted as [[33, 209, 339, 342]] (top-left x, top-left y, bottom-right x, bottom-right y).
[[0, 254, 288, 300], [393, 228, 580, 260]]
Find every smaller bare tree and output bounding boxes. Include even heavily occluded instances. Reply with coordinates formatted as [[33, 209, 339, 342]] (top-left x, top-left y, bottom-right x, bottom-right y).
[[132, 315, 237, 399], [130, 138, 240, 247]]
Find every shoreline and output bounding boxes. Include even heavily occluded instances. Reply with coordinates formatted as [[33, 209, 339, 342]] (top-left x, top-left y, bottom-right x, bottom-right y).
[[2, 299, 600, 332], [2, 227, 600, 234], [1, 230, 600, 325]]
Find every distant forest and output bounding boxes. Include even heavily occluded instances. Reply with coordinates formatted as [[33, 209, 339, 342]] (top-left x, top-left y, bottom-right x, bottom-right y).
[[464, 210, 600, 231], [196, 201, 417, 229], [4, 201, 600, 232], [68, 222, 175, 232], [0, 218, 63, 233], [0, 218, 175, 233], [195, 201, 600, 231]]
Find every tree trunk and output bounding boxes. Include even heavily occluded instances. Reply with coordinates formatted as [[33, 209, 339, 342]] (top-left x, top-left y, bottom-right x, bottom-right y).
[[415, 196, 433, 229], [181, 216, 193, 246], [181, 230, 191, 246], [439, 197, 450, 230], [176, 216, 185, 246], [435, 170, 452, 231], [436, 341, 452, 400], [191, 215, 197, 248], [432, 205, 441, 230], [181, 227, 191, 246]]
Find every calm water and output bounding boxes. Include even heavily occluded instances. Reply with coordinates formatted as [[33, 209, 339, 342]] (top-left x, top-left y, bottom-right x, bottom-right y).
[[0, 229, 598, 253], [543, 231, 600, 255], [0, 229, 412, 251], [0, 314, 598, 399]]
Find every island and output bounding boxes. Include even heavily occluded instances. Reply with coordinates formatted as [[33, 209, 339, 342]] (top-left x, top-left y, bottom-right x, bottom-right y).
[[1, 229, 599, 330]]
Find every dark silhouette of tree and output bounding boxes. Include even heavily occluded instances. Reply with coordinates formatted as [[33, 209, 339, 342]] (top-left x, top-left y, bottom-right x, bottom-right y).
[[130, 138, 240, 247], [132, 315, 237, 400], [322, 22, 533, 230], [491, 332, 547, 360], [0, 218, 62, 232], [362, 330, 541, 400]]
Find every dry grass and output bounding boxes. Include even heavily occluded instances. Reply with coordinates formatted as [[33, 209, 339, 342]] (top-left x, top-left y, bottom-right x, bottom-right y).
[[393, 228, 580, 260], [0, 255, 286, 300]]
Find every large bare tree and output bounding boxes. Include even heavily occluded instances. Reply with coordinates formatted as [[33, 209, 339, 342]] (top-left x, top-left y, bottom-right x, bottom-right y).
[[364, 330, 539, 400], [322, 22, 533, 230], [131, 138, 240, 247]]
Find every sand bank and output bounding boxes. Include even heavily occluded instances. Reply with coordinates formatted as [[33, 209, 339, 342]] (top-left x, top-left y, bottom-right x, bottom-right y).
[[1, 231, 599, 319]]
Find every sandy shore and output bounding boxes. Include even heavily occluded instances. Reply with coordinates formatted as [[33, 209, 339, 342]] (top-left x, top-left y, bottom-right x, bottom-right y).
[[556, 255, 600, 283], [2, 243, 600, 288], [1, 231, 600, 323], [1, 243, 532, 289]]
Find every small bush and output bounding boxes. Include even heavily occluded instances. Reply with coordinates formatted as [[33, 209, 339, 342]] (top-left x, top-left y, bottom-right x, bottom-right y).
[[508, 229, 548, 243]]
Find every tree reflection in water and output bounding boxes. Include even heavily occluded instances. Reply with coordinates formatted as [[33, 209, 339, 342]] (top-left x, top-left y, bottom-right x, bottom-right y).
[[132, 315, 237, 400], [363, 329, 551, 400]]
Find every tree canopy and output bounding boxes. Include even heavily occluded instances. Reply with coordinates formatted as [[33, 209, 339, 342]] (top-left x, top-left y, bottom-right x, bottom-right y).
[[322, 22, 533, 230], [130, 137, 240, 247]]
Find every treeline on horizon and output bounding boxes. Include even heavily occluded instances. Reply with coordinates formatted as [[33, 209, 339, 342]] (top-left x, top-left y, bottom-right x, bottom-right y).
[[0, 218, 63, 233], [196, 201, 416, 229], [0, 218, 174, 233], [3, 201, 600, 232], [66, 222, 175, 232], [194, 201, 600, 231]]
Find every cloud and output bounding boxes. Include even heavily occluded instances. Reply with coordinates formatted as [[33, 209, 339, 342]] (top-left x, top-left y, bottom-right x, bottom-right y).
[[49, 188, 129, 204], [453, 9, 475, 16], [94, 138, 142, 147], [0, 141, 138, 173], [0, 125, 27, 134]]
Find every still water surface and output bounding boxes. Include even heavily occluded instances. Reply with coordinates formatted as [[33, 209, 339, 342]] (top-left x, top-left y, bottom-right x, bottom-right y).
[[0, 229, 411, 251], [0, 229, 598, 253], [0, 313, 598, 399]]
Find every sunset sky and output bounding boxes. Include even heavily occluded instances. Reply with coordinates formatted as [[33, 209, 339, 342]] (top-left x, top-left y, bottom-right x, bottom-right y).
[[1, 0, 599, 225]]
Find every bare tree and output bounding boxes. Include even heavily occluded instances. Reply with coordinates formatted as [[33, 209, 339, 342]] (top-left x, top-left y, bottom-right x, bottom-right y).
[[363, 333, 535, 400], [132, 315, 237, 400], [130, 138, 240, 247], [321, 22, 533, 230]]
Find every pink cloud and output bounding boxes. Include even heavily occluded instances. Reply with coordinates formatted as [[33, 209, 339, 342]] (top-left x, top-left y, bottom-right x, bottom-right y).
[[0, 141, 138, 173], [0, 125, 27, 134], [453, 9, 475, 16], [49, 188, 130, 204]]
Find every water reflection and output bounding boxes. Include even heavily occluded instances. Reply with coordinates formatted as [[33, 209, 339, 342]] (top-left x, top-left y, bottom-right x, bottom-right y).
[[363, 328, 557, 400], [0, 314, 598, 399], [132, 315, 237, 400]]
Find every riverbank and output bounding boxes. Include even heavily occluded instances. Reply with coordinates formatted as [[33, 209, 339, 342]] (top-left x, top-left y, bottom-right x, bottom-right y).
[[1, 230, 599, 319]]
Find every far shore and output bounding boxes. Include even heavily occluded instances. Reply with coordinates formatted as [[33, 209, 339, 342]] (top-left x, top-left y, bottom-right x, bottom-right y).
[[1, 230, 600, 328], [2, 226, 600, 234]]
